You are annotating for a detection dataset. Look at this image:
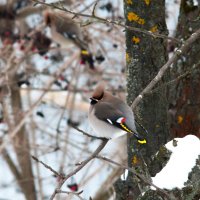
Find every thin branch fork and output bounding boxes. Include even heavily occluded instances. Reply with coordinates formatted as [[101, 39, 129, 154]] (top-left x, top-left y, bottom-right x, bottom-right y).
[[31, 138, 109, 200], [49, 139, 108, 200], [131, 28, 200, 109], [31, 154, 86, 200]]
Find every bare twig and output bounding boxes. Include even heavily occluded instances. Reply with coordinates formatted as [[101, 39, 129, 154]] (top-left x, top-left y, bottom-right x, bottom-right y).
[[58, 61, 81, 172], [77, 0, 99, 16], [56, 189, 84, 200], [131, 28, 200, 109], [30, 130, 110, 200], [71, 125, 107, 140], [92, 0, 99, 16], [0, 52, 79, 154], [31, 155, 60, 177], [19, 87, 125, 93], [55, 60, 78, 148], [49, 139, 109, 200], [150, 60, 200, 96], [32, 0, 180, 43]]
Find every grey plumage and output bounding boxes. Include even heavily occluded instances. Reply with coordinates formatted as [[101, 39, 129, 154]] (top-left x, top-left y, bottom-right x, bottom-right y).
[[44, 10, 87, 49], [88, 83, 146, 143], [43, 10, 95, 69]]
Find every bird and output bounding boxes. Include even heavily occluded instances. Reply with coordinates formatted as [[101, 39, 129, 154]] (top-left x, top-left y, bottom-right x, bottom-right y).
[[43, 10, 95, 69], [0, 6, 17, 46], [32, 31, 52, 56], [88, 82, 147, 144]]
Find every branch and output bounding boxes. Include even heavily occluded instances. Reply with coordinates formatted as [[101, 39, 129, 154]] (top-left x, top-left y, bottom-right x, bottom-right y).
[[131, 28, 200, 109], [92, 0, 99, 16], [0, 52, 79, 154], [49, 139, 109, 200], [96, 155, 176, 200], [32, 0, 180, 43], [31, 155, 60, 177], [56, 189, 84, 200], [71, 125, 107, 140], [145, 59, 199, 96]]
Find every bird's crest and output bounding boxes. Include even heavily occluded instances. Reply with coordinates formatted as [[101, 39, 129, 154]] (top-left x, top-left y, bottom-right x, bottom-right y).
[[43, 11, 52, 26], [91, 82, 106, 101]]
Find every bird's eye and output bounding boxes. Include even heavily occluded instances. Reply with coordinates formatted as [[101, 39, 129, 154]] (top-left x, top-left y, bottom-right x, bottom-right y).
[[90, 97, 98, 105]]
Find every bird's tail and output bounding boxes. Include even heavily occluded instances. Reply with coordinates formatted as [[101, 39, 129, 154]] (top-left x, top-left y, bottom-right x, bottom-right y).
[[80, 49, 95, 70], [133, 132, 147, 144], [134, 119, 148, 144]]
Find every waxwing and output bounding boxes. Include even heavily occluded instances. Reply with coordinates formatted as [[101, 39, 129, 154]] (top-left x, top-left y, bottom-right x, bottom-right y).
[[88, 83, 146, 144], [44, 10, 95, 69], [32, 31, 52, 56], [0, 6, 16, 46]]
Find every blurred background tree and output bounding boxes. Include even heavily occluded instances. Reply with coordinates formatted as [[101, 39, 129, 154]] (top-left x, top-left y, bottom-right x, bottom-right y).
[[168, 0, 200, 139], [0, 0, 200, 199]]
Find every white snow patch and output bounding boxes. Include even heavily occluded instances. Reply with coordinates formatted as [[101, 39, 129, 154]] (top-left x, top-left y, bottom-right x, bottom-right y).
[[193, 0, 198, 6], [152, 135, 200, 189], [0, 0, 6, 5], [166, 0, 181, 36], [121, 169, 128, 181]]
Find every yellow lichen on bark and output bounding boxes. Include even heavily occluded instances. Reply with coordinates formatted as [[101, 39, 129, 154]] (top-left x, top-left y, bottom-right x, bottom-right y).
[[150, 25, 158, 33], [177, 115, 183, 124], [127, 12, 145, 25], [126, 53, 131, 63], [144, 0, 150, 5], [132, 36, 140, 44], [132, 155, 138, 165], [126, 0, 133, 5]]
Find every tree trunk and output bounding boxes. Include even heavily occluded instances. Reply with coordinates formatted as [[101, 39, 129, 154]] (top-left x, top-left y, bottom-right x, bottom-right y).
[[3, 74, 37, 200], [168, 0, 200, 139], [115, 1, 169, 199], [10, 78, 37, 200]]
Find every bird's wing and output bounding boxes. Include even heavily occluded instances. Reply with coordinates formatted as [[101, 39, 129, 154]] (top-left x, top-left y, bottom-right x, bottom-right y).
[[94, 102, 127, 129], [54, 15, 88, 50], [95, 102, 146, 144], [52, 14, 94, 69]]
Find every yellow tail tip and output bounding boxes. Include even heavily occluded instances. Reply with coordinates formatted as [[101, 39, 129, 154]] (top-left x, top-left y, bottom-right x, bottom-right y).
[[138, 139, 147, 144], [81, 50, 89, 55]]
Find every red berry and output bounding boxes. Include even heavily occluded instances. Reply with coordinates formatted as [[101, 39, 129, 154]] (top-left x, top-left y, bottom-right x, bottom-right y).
[[80, 60, 85, 65], [20, 45, 25, 51], [59, 75, 65, 81], [31, 46, 36, 52], [5, 31, 11, 36]]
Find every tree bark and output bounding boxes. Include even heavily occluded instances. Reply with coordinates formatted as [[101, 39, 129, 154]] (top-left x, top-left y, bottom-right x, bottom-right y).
[[3, 74, 37, 200], [168, 0, 200, 139], [10, 76, 37, 200], [115, 0, 170, 199]]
